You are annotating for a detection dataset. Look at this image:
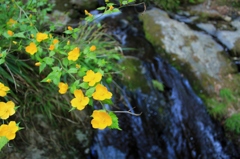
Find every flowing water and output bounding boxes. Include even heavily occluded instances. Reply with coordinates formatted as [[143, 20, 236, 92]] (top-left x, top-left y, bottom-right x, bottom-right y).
[[88, 9, 240, 159], [89, 56, 240, 159]]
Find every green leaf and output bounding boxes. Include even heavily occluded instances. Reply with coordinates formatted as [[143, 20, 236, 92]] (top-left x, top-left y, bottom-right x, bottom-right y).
[[52, 66, 61, 72], [112, 8, 120, 12], [95, 69, 103, 76], [72, 33, 78, 40], [43, 57, 54, 65], [79, 82, 89, 89], [68, 68, 78, 74], [85, 16, 94, 22], [73, 28, 80, 33], [128, 0, 135, 3], [152, 80, 164, 91], [104, 10, 112, 14], [102, 99, 113, 105], [62, 58, 69, 67], [97, 59, 106, 67], [108, 112, 121, 130], [70, 80, 80, 93], [88, 98, 93, 106], [64, 30, 72, 34], [83, 47, 90, 54], [122, 0, 128, 5], [85, 87, 95, 97], [111, 54, 121, 60], [52, 72, 61, 85], [13, 32, 26, 38], [0, 136, 8, 151], [87, 52, 96, 59], [50, 25, 55, 31], [41, 71, 61, 85], [69, 107, 76, 112], [49, 51, 55, 57], [106, 76, 112, 84], [39, 62, 47, 73], [0, 59, 5, 65], [37, 46, 43, 56], [78, 67, 88, 77], [1, 50, 7, 58], [97, 6, 106, 10], [107, 3, 114, 6]]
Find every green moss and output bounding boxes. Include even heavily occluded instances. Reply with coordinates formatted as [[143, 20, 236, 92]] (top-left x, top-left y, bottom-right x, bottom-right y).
[[225, 113, 240, 134], [139, 10, 165, 54], [120, 57, 150, 92], [219, 88, 236, 103], [207, 99, 227, 118]]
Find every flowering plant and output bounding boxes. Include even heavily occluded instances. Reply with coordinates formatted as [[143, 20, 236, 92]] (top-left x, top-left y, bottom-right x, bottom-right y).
[[0, 82, 20, 150], [0, 0, 141, 151]]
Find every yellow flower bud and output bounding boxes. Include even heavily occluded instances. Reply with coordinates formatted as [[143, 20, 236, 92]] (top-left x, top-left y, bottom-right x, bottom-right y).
[[35, 62, 41, 66], [7, 30, 14, 36]]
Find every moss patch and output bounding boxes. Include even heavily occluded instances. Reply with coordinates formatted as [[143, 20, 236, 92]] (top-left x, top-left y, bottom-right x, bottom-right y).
[[120, 56, 150, 93]]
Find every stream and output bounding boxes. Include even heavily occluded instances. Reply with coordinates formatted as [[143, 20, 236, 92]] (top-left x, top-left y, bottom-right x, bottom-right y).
[[88, 8, 240, 159]]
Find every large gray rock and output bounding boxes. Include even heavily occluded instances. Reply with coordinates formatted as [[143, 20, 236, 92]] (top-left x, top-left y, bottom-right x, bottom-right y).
[[216, 19, 240, 57], [139, 8, 237, 95]]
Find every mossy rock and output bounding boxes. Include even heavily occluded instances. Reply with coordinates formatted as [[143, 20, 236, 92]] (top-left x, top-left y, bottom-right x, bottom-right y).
[[139, 8, 240, 142]]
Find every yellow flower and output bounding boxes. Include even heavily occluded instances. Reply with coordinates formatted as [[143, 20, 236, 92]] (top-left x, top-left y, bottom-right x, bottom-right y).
[[0, 82, 10, 97], [90, 45, 96, 52], [49, 44, 55, 51], [0, 101, 15, 120], [53, 39, 59, 44], [70, 90, 89, 110], [7, 30, 14, 36], [76, 64, 80, 69], [25, 42, 37, 55], [91, 110, 112, 129], [92, 84, 112, 101], [109, 5, 114, 11], [36, 32, 48, 42], [83, 70, 102, 86], [58, 82, 68, 94], [67, 26, 73, 30], [67, 47, 80, 61], [7, 18, 17, 26], [85, 10, 93, 17], [46, 79, 51, 83], [0, 121, 19, 140], [35, 62, 41, 66]]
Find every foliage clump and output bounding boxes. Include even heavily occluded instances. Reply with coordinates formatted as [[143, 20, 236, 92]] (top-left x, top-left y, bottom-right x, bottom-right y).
[[0, 0, 136, 150]]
